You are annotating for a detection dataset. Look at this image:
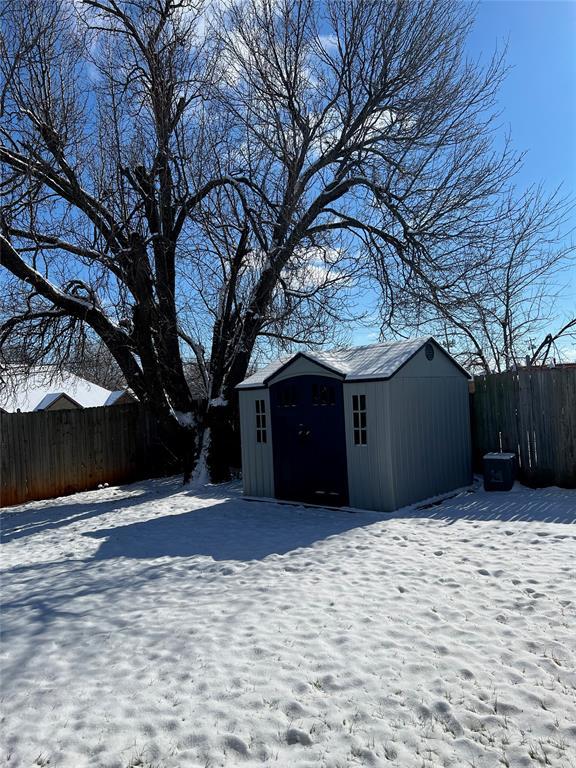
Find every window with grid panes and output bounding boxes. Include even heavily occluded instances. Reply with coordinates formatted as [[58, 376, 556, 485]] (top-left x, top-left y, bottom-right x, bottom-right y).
[[352, 394, 367, 445], [255, 399, 267, 443]]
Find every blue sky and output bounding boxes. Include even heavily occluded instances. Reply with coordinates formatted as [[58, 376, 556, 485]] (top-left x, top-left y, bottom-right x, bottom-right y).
[[469, 0, 576, 196], [470, 0, 576, 316]]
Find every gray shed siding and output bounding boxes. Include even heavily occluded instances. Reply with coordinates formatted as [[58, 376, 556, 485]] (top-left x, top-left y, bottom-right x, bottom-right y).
[[238, 388, 274, 497], [343, 381, 395, 511], [343, 345, 471, 511], [387, 376, 471, 508], [395, 344, 465, 379]]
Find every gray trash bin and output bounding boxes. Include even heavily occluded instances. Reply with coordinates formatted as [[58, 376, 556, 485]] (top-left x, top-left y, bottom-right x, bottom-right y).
[[483, 452, 516, 491]]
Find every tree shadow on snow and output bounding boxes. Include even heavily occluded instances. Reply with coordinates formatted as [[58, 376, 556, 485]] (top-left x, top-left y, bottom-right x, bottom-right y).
[[0, 477, 228, 544], [84, 498, 376, 562], [85, 486, 575, 563]]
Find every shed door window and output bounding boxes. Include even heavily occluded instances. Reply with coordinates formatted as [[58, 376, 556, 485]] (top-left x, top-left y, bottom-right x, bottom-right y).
[[352, 394, 367, 445], [312, 383, 336, 406], [255, 399, 267, 443], [279, 386, 297, 407]]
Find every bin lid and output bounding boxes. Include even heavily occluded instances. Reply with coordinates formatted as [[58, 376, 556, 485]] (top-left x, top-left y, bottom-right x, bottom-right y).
[[483, 452, 515, 460]]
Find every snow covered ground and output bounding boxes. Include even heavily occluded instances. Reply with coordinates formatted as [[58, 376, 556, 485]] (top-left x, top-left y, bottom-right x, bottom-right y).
[[1, 479, 575, 768]]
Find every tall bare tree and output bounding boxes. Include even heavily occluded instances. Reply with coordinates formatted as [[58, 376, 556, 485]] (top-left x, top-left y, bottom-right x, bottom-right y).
[[0, 0, 225, 475], [387, 187, 575, 372], [0, 0, 554, 477]]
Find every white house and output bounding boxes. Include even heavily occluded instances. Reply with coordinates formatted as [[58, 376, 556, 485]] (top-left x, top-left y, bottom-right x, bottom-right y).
[[0, 366, 135, 414]]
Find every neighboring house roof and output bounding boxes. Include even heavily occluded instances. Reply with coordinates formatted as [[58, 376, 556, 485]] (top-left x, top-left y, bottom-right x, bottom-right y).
[[105, 390, 135, 405], [34, 392, 83, 410], [0, 366, 133, 413], [237, 337, 469, 389]]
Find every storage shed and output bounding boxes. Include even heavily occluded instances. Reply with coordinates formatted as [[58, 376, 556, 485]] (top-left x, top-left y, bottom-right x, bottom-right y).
[[236, 337, 472, 512]]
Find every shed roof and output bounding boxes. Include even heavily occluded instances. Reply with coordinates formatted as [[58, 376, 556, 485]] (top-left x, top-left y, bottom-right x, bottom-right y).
[[237, 337, 469, 389]]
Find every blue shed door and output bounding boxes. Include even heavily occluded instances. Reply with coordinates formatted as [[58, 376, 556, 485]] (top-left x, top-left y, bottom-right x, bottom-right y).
[[270, 375, 349, 506]]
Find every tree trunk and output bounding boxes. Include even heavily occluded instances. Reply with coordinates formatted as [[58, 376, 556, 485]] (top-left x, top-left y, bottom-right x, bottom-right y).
[[149, 404, 199, 483], [193, 340, 254, 483]]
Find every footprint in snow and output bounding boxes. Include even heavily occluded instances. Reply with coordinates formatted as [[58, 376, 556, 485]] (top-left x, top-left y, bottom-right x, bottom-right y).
[[286, 728, 313, 746], [283, 700, 309, 717], [223, 734, 250, 757]]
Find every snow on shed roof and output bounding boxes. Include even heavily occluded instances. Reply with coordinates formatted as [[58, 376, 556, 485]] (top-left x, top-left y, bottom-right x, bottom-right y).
[[237, 337, 468, 388], [0, 366, 123, 412]]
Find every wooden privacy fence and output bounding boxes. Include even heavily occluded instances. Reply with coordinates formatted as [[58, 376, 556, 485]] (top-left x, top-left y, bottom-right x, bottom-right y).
[[472, 368, 576, 488], [0, 404, 180, 507]]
